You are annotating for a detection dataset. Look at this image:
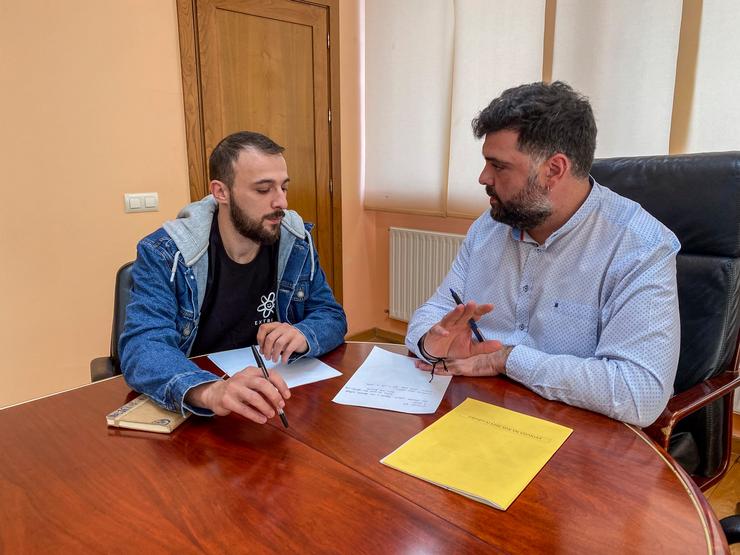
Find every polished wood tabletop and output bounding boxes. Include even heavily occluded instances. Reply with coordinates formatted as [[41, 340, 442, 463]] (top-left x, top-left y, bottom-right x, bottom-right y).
[[0, 342, 728, 553]]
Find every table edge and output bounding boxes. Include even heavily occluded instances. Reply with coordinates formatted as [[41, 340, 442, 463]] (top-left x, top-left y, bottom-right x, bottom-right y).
[[624, 423, 728, 554], [0, 375, 121, 411]]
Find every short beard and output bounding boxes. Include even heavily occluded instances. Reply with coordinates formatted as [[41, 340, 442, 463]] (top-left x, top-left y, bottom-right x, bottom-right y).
[[229, 197, 284, 245], [487, 169, 552, 230]]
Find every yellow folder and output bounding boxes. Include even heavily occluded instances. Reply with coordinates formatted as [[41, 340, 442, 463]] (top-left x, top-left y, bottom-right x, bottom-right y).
[[380, 397, 572, 510]]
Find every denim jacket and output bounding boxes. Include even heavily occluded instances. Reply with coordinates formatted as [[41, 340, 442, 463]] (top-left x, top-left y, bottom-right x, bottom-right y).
[[119, 195, 347, 415]]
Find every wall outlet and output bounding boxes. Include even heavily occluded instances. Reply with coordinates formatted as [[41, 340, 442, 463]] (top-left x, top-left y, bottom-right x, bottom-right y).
[[125, 192, 159, 213]]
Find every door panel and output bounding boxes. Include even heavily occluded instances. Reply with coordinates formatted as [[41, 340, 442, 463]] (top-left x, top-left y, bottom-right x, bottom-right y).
[[197, 0, 333, 287]]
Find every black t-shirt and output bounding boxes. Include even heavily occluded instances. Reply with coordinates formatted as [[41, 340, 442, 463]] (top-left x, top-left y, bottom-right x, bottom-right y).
[[189, 214, 278, 356]]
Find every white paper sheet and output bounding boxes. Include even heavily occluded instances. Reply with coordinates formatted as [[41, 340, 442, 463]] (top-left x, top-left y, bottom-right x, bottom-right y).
[[332, 346, 452, 414], [207, 347, 341, 388]]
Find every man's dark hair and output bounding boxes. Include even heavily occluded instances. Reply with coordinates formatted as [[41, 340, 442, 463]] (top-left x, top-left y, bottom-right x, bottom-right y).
[[471, 81, 596, 178], [209, 131, 285, 187]]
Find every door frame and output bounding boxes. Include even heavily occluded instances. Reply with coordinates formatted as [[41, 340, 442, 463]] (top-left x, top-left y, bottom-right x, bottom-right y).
[[175, 0, 343, 301]]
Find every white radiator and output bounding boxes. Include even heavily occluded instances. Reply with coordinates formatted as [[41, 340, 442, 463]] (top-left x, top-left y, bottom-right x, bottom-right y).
[[389, 227, 465, 322]]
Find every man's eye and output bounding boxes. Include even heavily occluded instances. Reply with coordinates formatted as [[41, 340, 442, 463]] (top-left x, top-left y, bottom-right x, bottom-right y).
[[256, 189, 269, 194]]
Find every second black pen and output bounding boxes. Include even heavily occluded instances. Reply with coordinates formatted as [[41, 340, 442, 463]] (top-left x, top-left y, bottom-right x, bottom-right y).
[[250, 344, 289, 428]]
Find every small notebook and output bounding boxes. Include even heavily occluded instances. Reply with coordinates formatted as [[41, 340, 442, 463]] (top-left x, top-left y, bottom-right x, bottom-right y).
[[106, 394, 189, 434]]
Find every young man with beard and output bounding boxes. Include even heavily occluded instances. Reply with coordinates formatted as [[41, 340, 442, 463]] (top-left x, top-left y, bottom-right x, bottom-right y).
[[120, 131, 346, 424], [406, 82, 680, 427]]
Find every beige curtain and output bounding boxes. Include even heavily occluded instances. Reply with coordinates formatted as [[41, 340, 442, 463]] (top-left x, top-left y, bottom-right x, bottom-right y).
[[364, 0, 454, 214], [552, 0, 683, 158], [684, 0, 740, 153], [446, 0, 546, 217], [364, 0, 739, 217]]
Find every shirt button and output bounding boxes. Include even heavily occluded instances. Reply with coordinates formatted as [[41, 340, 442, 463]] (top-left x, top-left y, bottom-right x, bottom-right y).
[[523, 285, 529, 292], [296, 290, 305, 299], [519, 324, 525, 330]]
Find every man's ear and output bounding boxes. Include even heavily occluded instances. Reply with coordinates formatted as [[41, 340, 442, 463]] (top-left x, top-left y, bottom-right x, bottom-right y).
[[545, 154, 569, 185], [210, 180, 230, 203]]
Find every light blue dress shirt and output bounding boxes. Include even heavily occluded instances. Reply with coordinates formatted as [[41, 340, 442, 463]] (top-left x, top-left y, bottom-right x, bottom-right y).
[[406, 180, 681, 427]]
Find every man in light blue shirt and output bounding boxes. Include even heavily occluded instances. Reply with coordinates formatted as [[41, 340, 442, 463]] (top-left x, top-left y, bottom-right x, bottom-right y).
[[406, 82, 680, 427]]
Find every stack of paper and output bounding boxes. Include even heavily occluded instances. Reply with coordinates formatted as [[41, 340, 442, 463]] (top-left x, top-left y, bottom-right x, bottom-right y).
[[207, 346, 341, 388], [332, 346, 452, 414], [381, 398, 572, 510]]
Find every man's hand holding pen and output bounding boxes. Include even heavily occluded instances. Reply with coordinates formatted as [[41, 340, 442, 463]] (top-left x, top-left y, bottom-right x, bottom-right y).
[[420, 300, 502, 359], [185, 366, 290, 425], [187, 319, 306, 424], [414, 296, 509, 377]]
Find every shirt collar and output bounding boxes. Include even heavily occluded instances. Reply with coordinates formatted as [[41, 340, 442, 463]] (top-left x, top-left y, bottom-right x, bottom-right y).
[[510, 176, 601, 247]]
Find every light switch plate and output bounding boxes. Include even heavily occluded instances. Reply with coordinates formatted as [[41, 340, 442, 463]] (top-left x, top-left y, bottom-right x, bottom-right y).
[[125, 192, 159, 213]]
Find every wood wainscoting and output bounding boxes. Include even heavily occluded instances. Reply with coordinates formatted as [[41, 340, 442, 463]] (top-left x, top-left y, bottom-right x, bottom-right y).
[[346, 328, 405, 345]]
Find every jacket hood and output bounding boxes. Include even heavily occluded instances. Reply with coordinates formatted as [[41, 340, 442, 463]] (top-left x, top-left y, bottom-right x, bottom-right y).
[[162, 194, 307, 267]]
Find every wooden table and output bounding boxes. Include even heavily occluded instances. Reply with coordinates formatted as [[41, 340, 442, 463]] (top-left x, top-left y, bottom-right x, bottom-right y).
[[0, 342, 728, 553]]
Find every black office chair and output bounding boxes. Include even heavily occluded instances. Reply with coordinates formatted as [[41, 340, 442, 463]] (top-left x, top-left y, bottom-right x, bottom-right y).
[[90, 261, 134, 382], [722, 514, 740, 544], [591, 151, 740, 490]]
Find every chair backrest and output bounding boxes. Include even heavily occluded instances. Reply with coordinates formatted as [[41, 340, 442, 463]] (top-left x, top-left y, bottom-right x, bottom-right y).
[[110, 261, 134, 370], [591, 152, 740, 393]]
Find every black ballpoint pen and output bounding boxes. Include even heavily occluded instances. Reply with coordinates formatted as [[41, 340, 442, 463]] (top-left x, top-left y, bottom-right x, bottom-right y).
[[251, 345, 289, 428], [449, 288, 486, 343]]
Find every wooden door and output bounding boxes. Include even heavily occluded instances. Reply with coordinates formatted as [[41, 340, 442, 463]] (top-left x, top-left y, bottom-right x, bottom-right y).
[[177, 0, 342, 297]]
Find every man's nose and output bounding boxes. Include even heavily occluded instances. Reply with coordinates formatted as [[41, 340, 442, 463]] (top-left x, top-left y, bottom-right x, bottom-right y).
[[274, 188, 288, 209], [479, 167, 493, 186]]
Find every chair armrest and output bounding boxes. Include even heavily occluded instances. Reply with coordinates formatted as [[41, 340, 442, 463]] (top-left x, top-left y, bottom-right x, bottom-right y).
[[90, 357, 120, 382], [644, 371, 740, 448]]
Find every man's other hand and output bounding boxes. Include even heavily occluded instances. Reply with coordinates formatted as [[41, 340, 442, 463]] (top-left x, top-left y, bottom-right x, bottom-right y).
[[414, 347, 513, 377], [257, 322, 308, 364], [185, 367, 290, 424]]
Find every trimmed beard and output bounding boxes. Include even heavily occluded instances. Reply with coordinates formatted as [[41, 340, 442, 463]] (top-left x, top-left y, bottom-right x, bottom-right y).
[[229, 196, 284, 245], [487, 168, 552, 230]]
